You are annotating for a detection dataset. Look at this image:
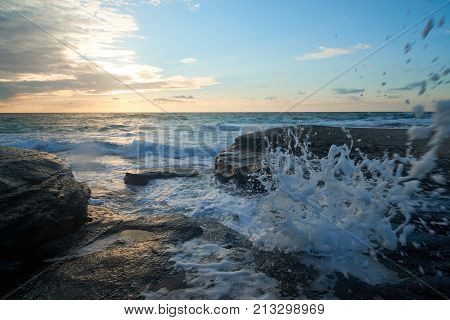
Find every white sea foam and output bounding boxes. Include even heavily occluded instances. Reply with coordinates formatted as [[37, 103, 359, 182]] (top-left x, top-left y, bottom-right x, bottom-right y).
[[144, 238, 280, 299], [407, 100, 450, 180], [225, 143, 413, 284]]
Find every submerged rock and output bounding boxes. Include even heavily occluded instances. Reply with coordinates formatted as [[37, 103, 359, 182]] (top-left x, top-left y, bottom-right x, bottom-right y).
[[124, 167, 199, 186], [0, 147, 90, 259]]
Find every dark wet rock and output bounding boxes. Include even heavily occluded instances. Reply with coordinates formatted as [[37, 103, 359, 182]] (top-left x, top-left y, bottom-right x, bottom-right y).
[[2, 205, 449, 299], [214, 126, 306, 191], [214, 125, 450, 191], [0, 147, 90, 260], [2, 206, 203, 299], [124, 167, 199, 186], [330, 272, 450, 300]]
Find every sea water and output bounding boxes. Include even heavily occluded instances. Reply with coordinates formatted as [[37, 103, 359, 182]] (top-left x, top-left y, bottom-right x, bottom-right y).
[[1, 111, 448, 299]]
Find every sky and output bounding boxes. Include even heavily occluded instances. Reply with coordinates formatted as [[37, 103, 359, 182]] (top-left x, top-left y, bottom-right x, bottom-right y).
[[0, 0, 449, 113]]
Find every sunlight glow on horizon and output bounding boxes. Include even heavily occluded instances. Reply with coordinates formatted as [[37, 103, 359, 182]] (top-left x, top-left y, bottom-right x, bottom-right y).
[[0, 0, 449, 113]]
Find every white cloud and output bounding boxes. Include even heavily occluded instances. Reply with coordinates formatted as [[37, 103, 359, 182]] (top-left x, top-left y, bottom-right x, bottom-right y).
[[180, 58, 197, 64], [184, 0, 200, 11], [295, 43, 371, 61], [0, 1, 214, 100]]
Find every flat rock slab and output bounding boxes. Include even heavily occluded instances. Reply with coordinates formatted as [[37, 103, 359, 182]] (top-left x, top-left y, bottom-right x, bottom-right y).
[[124, 167, 199, 186], [0, 147, 90, 259], [2, 206, 203, 299]]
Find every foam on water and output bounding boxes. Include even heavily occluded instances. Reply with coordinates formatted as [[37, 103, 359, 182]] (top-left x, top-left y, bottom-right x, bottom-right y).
[[144, 238, 280, 299]]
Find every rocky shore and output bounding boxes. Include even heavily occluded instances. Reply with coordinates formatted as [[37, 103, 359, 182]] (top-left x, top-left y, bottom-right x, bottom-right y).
[[1, 123, 449, 299], [0, 147, 202, 298], [3, 206, 203, 299]]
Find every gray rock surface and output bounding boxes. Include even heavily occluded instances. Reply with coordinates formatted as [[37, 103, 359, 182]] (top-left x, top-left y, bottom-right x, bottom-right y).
[[124, 167, 199, 186], [0, 147, 91, 259]]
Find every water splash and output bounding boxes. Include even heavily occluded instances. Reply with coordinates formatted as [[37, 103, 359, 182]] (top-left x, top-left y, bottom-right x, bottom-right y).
[[226, 101, 449, 284]]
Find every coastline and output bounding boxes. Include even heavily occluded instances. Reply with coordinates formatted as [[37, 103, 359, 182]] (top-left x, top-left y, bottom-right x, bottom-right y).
[[1, 123, 449, 299]]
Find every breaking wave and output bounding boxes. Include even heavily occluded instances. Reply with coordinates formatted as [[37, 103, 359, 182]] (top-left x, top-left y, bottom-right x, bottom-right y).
[[4, 138, 222, 159]]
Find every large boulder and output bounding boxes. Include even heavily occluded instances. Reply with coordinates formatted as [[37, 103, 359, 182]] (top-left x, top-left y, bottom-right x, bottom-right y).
[[0, 147, 91, 259], [214, 125, 450, 191]]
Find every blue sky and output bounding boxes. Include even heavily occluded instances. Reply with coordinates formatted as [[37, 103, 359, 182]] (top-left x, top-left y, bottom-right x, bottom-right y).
[[0, 0, 449, 112]]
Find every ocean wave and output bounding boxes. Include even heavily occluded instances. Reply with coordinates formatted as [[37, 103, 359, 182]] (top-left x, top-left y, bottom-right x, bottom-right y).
[[3, 139, 76, 153], [306, 118, 432, 128], [2, 138, 221, 159], [121, 139, 222, 159]]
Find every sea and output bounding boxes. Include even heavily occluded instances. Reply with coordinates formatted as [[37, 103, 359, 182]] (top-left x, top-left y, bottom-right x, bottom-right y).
[[0, 112, 432, 213], [1, 112, 448, 299]]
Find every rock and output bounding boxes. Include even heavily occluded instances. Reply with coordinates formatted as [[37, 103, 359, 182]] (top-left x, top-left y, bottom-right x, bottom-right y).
[[2, 206, 203, 299], [124, 167, 199, 186], [0, 147, 90, 259], [214, 125, 450, 191], [2, 205, 448, 299]]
